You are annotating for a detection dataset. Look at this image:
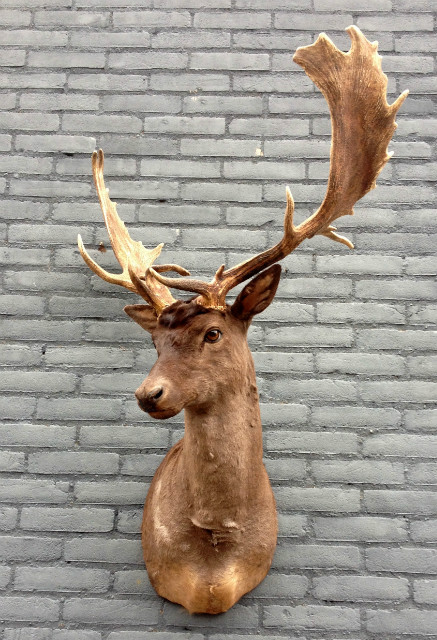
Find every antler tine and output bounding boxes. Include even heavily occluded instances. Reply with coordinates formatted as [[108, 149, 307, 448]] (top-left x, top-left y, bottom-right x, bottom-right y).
[[78, 149, 189, 314]]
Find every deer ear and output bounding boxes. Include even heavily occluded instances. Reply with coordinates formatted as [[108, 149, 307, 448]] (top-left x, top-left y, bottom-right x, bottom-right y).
[[124, 304, 158, 333], [231, 264, 281, 322]]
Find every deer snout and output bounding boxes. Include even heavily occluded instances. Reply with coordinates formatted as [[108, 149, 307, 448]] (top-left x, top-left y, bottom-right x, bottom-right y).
[[135, 384, 164, 412]]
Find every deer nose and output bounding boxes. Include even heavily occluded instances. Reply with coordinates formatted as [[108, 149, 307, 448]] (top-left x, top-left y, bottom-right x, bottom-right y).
[[135, 385, 164, 412]]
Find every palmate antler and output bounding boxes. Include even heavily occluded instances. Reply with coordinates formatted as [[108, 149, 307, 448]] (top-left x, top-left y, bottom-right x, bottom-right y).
[[78, 149, 189, 314], [79, 26, 407, 314], [152, 26, 407, 308]]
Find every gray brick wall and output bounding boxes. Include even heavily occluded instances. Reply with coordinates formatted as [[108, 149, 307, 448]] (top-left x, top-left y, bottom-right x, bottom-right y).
[[0, 0, 436, 638]]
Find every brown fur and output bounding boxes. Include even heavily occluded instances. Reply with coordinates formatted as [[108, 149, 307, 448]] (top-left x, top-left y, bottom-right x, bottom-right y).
[[133, 268, 281, 614]]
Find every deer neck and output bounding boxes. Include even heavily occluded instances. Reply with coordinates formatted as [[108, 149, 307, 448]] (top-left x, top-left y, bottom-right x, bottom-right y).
[[182, 355, 264, 532]]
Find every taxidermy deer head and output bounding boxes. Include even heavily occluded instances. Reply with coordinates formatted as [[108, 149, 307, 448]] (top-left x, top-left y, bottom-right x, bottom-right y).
[[78, 26, 407, 614]]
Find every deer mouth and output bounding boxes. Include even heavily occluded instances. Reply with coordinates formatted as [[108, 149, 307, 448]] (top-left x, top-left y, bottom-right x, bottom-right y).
[[147, 406, 181, 420]]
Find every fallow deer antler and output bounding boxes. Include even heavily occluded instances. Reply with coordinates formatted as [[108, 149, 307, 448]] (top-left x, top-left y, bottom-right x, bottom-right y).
[[151, 26, 408, 310], [78, 149, 189, 314]]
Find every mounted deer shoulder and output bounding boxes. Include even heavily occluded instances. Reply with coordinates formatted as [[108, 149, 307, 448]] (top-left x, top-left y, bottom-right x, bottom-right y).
[[77, 26, 407, 615]]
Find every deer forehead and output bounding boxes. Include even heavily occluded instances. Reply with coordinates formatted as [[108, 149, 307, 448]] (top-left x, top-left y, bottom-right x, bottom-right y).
[[152, 301, 236, 349]]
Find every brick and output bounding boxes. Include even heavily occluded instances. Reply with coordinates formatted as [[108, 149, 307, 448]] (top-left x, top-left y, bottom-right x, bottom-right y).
[[272, 378, 357, 403], [102, 94, 181, 113], [314, 576, 408, 602], [63, 114, 142, 134], [405, 409, 437, 431], [0, 73, 66, 89], [28, 451, 119, 475], [141, 159, 219, 178], [266, 326, 352, 348], [21, 507, 114, 532], [364, 434, 437, 458], [71, 31, 150, 48], [266, 431, 357, 455], [315, 0, 391, 8], [194, 11, 270, 29], [253, 351, 313, 373], [29, 51, 105, 69], [150, 73, 230, 92], [409, 463, 437, 485], [0, 30, 67, 46], [414, 580, 437, 604], [251, 573, 308, 598], [367, 609, 437, 635], [397, 0, 435, 7], [0, 112, 59, 131], [8, 154, 32, 182], [181, 137, 260, 157], [275, 488, 360, 513], [75, 481, 147, 505], [120, 454, 164, 477], [0, 507, 18, 531], [314, 516, 408, 542], [0, 536, 62, 561], [224, 161, 304, 180], [0, 479, 69, 504], [0, 597, 59, 622], [411, 520, 437, 542], [0, 344, 41, 366], [184, 95, 262, 115], [152, 30, 230, 48], [139, 203, 220, 225], [357, 14, 433, 30], [9, 180, 90, 198], [113, 571, 155, 595], [14, 568, 110, 593], [279, 277, 352, 299], [116, 509, 142, 534], [5, 271, 88, 292], [358, 328, 437, 350], [0, 451, 25, 472], [35, 10, 108, 26], [21, 94, 98, 112], [0, 10, 31, 25], [264, 604, 360, 630], [37, 398, 122, 421], [1, 295, 45, 316], [163, 602, 258, 627], [44, 346, 133, 368], [365, 490, 437, 515], [113, 10, 190, 27], [64, 598, 158, 625], [108, 52, 187, 70], [264, 457, 306, 482], [396, 34, 437, 52], [317, 352, 405, 376], [313, 460, 404, 485], [361, 381, 437, 404], [0, 51, 25, 66], [81, 372, 143, 394], [183, 174, 262, 199], [65, 538, 143, 564], [0, 566, 11, 588], [191, 52, 269, 71], [260, 403, 309, 426], [0, 424, 74, 448], [69, 74, 148, 92], [16, 134, 96, 153]]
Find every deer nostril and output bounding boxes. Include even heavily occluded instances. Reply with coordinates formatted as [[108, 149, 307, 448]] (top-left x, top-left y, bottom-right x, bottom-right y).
[[147, 386, 163, 402]]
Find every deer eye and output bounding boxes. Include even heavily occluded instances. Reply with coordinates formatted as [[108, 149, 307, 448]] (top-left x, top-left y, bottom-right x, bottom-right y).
[[204, 328, 222, 343]]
